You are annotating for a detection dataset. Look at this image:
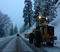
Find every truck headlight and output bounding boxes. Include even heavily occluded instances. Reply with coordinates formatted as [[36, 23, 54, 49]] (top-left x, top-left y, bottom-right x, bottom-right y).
[[45, 17, 48, 20], [38, 16, 41, 20]]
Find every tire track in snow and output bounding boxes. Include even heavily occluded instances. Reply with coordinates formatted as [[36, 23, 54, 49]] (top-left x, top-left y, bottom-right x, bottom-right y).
[[20, 34, 60, 52], [0, 37, 15, 52], [20, 35, 47, 52]]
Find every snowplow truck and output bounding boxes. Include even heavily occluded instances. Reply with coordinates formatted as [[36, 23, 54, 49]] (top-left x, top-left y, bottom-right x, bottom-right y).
[[25, 23, 57, 47], [25, 16, 57, 47]]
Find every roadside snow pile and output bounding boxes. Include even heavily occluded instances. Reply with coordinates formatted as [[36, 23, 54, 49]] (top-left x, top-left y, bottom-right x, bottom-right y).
[[54, 21, 60, 47], [50, 7, 60, 47], [54, 23, 60, 47], [20, 23, 36, 40], [0, 35, 16, 42], [26, 23, 36, 33]]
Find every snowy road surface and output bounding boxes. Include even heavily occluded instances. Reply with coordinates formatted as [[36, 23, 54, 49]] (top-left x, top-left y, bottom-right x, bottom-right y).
[[2, 37, 17, 52], [0, 35, 60, 52], [0, 36, 15, 52], [20, 35, 60, 52]]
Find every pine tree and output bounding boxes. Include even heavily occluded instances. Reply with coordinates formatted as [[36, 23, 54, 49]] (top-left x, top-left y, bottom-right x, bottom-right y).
[[0, 11, 12, 37], [14, 25, 18, 34], [10, 25, 14, 35], [33, 0, 42, 21], [23, 0, 33, 27], [34, 6, 40, 19], [0, 28, 5, 37], [33, 0, 58, 23]]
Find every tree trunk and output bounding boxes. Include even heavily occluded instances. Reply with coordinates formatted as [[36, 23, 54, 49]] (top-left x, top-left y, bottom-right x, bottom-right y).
[[29, 18, 31, 27]]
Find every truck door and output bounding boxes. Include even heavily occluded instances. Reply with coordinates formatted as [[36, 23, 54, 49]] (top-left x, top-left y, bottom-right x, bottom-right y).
[[42, 26, 46, 35]]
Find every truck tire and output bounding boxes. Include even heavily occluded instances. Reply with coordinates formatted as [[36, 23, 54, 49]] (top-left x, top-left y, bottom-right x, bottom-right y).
[[29, 33, 34, 43], [51, 43, 53, 47], [46, 42, 50, 45], [34, 33, 40, 47]]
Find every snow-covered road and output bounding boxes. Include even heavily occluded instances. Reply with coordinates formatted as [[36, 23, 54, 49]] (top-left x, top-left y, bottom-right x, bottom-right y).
[[0, 35, 60, 52], [20, 35, 60, 52], [2, 37, 17, 52], [0, 36, 15, 52], [0, 35, 16, 42]]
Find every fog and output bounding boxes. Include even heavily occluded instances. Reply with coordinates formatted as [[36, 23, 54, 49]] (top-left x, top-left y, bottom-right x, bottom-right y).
[[0, 0, 25, 30]]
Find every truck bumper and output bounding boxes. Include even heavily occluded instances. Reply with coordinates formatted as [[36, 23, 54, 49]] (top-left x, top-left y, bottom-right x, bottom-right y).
[[43, 36, 57, 42]]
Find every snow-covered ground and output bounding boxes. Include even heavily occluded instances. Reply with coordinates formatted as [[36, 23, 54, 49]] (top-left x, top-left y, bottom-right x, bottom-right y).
[[20, 23, 36, 41], [2, 37, 17, 52], [0, 35, 16, 42]]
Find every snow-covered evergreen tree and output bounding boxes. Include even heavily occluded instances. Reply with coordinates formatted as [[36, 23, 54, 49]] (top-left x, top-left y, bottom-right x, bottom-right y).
[[10, 25, 14, 35], [14, 25, 18, 34], [23, 0, 33, 27], [33, 0, 58, 23], [20, 24, 25, 33], [0, 28, 5, 37], [0, 11, 12, 37]]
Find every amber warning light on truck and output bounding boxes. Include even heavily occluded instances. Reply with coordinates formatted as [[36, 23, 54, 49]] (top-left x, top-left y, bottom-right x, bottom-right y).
[[38, 16, 41, 20], [45, 17, 48, 20]]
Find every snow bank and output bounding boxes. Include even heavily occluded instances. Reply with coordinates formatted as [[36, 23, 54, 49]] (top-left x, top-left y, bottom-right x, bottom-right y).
[[20, 23, 36, 41], [0, 35, 16, 42]]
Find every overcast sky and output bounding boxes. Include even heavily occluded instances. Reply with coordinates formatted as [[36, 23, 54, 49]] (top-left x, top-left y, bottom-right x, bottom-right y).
[[0, 0, 33, 31]]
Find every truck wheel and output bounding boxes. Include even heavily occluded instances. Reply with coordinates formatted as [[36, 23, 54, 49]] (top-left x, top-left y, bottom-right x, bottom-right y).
[[46, 42, 50, 45], [29, 33, 34, 43], [51, 43, 53, 47], [34, 33, 40, 47]]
